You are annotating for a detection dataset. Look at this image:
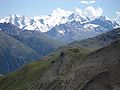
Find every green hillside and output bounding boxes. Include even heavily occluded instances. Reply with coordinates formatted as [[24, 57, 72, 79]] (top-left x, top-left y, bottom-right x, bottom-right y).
[[0, 46, 91, 90]]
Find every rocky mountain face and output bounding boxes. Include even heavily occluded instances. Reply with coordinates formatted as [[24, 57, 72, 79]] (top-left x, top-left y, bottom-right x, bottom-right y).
[[0, 31, 39, 75], [46, 16, 119, 43], [0, 23, 20, 35], [0, 36, 120, 90]]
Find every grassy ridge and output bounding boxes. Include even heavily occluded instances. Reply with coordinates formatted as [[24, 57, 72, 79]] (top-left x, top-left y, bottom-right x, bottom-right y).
[[0, 53, 59, 90], [0, 45, 91, 90]]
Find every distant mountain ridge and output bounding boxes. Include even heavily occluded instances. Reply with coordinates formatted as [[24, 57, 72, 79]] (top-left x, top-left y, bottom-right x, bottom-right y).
[[0, 15, 118, 32], [69, 28, 120, 50], [0, 12, 89, 32], [0, 14, 119, 43], [46, 16, 119, 43], [0, 23, 63, 57]]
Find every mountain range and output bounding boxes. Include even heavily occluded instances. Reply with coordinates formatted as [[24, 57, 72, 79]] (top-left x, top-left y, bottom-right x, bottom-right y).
[[46, 16, 119, 42], [69, 28, 120, 50], [0, 13, 119, 43]]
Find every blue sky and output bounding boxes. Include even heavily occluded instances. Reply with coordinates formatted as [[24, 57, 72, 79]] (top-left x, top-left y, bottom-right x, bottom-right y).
[[0, 0, 120, 19]]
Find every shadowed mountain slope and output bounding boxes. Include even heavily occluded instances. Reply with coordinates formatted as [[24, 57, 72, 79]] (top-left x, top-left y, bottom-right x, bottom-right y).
[[0, 23, 64, 57], [0, 31, 39, 75], [11, 30, 64, 57]]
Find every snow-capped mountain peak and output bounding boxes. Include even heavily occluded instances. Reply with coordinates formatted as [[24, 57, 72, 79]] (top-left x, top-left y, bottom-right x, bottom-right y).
[[0, 15, 31, 29], [68, 13, 89, 23], [84, 23, 99, 29], [0, 13, 88, 32], [0, 8, 119, 33]]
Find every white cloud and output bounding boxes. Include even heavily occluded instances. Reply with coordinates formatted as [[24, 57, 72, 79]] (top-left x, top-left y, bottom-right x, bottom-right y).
[[96, 7, 103, 17], [116, 11, 120, 16], [115, 11, 120, 24], [51, 8, 73, 18], [44, 8, 73, 26], [80, 0, 96, 4], [74, 7, 82, 15], [83, 6, 103, 19], [49, 7, 103, 21]]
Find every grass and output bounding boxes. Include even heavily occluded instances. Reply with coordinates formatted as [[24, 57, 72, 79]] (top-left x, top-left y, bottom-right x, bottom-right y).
[[0, 44, 91, 90], [63, 46, 92, 58], [0, 76, 3, 81], [0, 53, 59, 90]]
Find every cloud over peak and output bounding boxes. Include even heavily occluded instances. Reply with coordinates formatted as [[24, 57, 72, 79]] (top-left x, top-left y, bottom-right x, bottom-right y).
[[80, 0, 96, 4], [47, 6, 103, 20], [116, 11, 120, 16], [115, 11, 120, 24], [52, 8, 72, 18], [83, 6, 103, 19], [74, 6, 103, 19]]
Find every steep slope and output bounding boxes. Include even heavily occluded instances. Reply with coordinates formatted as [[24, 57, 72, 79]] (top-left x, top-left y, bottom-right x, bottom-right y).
[[0, 31, 39, 75], [0, 39, 120, 90], [11, 30, 64, 57], [89, 16, 119, 30], [80, 40, 120, 90], [0, 23, 20, 35], [0, 23, 64, 57], [70, 28, 120, 50], [0, 45, 91, 90]]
